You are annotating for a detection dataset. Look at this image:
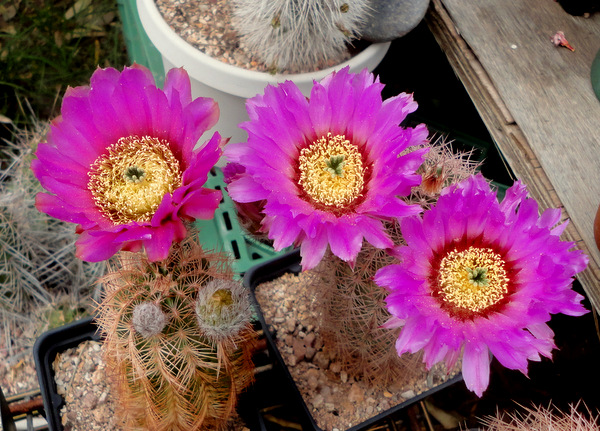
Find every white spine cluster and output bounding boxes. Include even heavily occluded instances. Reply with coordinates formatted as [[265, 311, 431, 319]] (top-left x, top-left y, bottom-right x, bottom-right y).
[[132, 302, 167, 338]]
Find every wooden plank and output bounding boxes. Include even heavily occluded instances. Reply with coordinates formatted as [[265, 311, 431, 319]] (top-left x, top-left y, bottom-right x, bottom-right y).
[[426, 0, 600, 312]]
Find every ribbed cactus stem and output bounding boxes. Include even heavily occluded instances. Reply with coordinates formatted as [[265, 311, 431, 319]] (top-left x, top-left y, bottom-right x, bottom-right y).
[[96, 235, 257, 430], [315, 232, 425, 387], [231, 0, 371, 72]]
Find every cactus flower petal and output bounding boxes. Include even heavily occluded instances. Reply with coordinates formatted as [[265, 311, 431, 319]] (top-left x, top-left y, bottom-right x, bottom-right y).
[[374, 174, 589, 397], [32, 65, 223, 262]]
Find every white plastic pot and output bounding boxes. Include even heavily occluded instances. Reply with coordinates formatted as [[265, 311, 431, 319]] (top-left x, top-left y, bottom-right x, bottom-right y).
[[137, 0, 391, 151]]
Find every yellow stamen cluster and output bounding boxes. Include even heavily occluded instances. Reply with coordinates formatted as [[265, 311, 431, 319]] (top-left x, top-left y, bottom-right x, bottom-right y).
[[437, 246, 509, 313], [297, 133, 365, 208], [88, 136, 182, 224]]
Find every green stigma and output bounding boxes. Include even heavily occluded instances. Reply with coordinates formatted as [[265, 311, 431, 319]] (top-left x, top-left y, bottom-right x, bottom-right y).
[[325, 154, 346, 177], [467, 267, 489, 287], [123, 166, 146, 184]]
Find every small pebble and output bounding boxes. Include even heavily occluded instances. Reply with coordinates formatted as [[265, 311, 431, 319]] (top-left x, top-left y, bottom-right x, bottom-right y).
[[401, 389, 416, 399], [312, 394, 324, 409], [304, 332, 316, 347], [285, 317, 296, 333], [330, 362, 342, 374], [313, 351, 330, 370]]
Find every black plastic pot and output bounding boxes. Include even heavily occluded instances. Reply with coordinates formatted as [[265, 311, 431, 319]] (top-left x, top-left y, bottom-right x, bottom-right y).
[[33, 316, 100, 431], [245, 249, 464, 431], [32, 316, 286, 431]]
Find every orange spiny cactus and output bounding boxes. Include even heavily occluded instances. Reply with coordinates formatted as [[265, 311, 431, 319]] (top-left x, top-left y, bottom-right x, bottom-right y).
[[410, 135, 481, 209], [95, 234, 257, 430]]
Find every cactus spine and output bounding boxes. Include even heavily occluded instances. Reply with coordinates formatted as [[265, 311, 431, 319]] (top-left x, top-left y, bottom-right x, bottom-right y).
[[96, 234, 257, 430], [1, 120, 103, 348], [231, 0, 370, 73], [481, 403, 600, 431], [316, 225, 425, 387]]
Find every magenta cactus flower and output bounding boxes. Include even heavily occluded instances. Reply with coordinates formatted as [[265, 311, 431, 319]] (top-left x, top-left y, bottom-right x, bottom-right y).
[[225, 67, 429, 270], [32, 65, 224, 262], [374, 174, 588, 397]]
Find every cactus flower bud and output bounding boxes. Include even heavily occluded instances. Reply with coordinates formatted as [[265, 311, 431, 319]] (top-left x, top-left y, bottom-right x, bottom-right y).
[[195, 279, 252, 341], [132, 302, 167, 338]]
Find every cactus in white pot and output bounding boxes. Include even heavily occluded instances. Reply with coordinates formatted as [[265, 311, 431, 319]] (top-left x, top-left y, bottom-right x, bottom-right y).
[[231, 0, 371, 73]]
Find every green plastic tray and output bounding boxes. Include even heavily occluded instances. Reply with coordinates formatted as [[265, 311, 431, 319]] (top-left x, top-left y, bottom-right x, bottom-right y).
[[194, 168, 288, 276]]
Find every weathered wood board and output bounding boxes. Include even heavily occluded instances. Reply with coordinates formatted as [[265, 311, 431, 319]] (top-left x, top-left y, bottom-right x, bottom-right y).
[[426, 0, 600, 310]]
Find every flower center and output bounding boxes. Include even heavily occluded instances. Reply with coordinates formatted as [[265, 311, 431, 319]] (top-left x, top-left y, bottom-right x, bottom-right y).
[[123, 166, 146, 184], [211, 289, 233, 308], [88, 136, 182, 224], [437, 246, 509, 313], [297, 133, 365, 208]]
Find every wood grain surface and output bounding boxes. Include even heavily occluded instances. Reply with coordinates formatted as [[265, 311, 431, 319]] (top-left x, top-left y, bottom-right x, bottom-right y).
[[426, 0, 600, 311]]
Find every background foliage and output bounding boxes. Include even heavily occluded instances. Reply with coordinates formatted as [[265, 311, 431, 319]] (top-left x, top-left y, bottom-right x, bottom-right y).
[[0, 0, 128, 138]]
